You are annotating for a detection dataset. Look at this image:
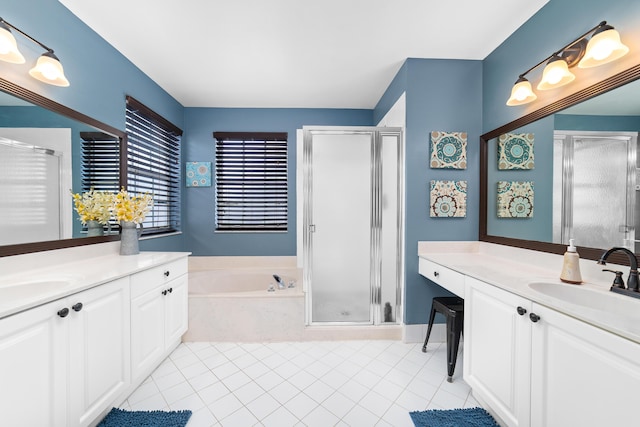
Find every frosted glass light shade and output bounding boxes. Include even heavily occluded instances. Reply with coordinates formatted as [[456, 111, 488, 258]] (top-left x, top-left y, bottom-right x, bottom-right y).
[[29, 52, 70, 87], [507, 78, 537, 106], [537, 57, 575, 90], [0, 24, 25, 64], [579, 27, 629, 68]]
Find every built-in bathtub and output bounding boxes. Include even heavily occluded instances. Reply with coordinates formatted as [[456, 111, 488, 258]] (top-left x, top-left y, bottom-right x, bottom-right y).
[[182, 256, 402, 342], [183, 257, 305, 342]]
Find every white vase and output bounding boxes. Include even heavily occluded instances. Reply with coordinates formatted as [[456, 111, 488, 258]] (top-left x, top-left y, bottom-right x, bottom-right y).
[[120, 221, 141, 255]]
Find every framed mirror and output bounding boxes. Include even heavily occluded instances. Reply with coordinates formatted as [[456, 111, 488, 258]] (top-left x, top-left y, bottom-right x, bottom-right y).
[[0, 77, 126, 257], [480, 64, 640, 263]]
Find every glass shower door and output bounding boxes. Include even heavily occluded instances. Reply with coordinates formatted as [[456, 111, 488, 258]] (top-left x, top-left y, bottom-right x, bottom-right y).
[[308, 132, 373, 323]]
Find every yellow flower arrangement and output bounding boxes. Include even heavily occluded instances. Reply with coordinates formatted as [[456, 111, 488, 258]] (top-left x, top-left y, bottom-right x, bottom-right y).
[[71, 187, 114, 225], [113, 188, 153, 224]]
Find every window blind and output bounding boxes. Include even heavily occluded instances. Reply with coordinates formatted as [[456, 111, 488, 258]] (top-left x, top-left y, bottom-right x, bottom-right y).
[[81, 132, 120, 193], [213, 132, 288, 231], [126, 96, 182, 235]]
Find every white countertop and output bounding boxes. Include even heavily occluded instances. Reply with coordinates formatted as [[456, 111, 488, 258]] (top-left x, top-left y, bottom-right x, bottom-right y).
[[0, 247, 190, 319], [418, 241, 640, 344]]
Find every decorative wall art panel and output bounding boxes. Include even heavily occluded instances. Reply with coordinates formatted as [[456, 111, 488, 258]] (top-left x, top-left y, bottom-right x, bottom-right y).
[[430, 180, 467, 218], [498, 133, 535, 170], [430, 131, 467, 169], [497, 181, 534, 218], [186, 162, 212, 187]]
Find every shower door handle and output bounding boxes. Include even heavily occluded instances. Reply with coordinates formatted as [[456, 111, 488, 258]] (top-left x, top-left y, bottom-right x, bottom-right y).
[[309, 224, 316, 233]]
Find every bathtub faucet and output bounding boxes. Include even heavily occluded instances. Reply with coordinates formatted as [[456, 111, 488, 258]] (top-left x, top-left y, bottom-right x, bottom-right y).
[[273, 274, 286, 289]]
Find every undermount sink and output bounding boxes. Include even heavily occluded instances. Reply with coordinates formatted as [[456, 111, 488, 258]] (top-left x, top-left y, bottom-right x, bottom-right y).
[[528, 281, 640, 315], [0, 280, 72, 295]]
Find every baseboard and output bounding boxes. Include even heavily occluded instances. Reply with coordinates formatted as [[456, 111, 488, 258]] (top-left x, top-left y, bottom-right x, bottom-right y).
[[402, 323, 446, 344]]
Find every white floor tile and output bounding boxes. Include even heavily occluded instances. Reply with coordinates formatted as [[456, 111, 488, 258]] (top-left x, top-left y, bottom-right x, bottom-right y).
[[342, 404, 381, 427], [359, 390, 394, 418], [162, 381, 197, 405], [321, 391, 356, 419], [186, 406, 218, 427], [219, 406, 258, 427], [234, 381, 266, 405], [285, 392, 319, 420], [261, 406, 299, 427], [303, 379, 335, 403], [269, 380, 300, 405], [300, 405, 340, 427], [207, 393, 243, 421], [122, 339, 477, 427], [245, 393, 281, 420]]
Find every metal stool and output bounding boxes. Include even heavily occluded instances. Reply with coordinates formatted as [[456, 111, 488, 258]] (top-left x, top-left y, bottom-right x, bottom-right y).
[[421, 296, 464, 382]]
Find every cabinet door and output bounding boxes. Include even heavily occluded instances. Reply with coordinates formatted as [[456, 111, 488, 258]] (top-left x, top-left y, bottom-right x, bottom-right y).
[[131, 283, 165, 381], [530, 303, 640, 427], [463, 277, 532, 427], [165, 274, 188, 346], [0, 301, 68, 427], [69, 277, 130, 427]]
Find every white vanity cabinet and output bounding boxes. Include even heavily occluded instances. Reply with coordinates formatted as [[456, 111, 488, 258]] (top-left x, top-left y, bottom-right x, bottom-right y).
[[130, 258, 188, 382], [464, 276, 640, 427], [530, 303, 640, 427], [463, 276, 532, 427], [0, 276, 130, 427]]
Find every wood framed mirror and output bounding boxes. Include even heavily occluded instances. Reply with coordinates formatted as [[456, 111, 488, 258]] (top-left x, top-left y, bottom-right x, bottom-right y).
[[480, 63, 640, 264], [0, 77, 126, 257]]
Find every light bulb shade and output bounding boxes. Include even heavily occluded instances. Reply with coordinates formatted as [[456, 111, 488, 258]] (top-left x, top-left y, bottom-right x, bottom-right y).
[[578, 27, 629, 68], [29, 51, 69, 87], [506, 78, 537, 106], [537, 57, 575, 90], [0, 23, 25, 64]]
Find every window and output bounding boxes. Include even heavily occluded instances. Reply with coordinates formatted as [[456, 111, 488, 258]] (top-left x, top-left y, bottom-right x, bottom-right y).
[[81, 131, 120, 195], [125, 96, 182, 235], [214, 132, 288, 231]]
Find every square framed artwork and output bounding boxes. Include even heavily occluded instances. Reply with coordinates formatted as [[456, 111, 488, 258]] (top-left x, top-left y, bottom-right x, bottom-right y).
[[498, 133, 534, 170], [497, 181, 534, 218], [430, 180, 467, 217], [430, 131, 467, 169], [186, 161, 212, 187]]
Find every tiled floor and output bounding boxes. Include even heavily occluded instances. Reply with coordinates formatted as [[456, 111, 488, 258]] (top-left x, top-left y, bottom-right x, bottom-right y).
[[119, 340, 479, 426]]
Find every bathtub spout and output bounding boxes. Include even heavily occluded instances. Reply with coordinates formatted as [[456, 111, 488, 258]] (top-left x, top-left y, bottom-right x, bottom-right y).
[[273, 274, 286, 289]]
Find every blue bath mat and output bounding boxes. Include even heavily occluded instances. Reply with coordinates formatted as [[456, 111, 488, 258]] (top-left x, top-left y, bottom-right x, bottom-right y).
[[410, 407, 500, 427], [97, 408, 192, 427]]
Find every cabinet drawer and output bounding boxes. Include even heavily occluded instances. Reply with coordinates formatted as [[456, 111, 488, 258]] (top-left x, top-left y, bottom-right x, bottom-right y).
[[419, 257, 465, 298], [130, 258, 188, 298]]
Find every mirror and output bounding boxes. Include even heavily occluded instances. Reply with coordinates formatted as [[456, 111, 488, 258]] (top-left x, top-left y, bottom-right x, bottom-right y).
[[480, 64, 640, 262], [0, 77, 125, 257]]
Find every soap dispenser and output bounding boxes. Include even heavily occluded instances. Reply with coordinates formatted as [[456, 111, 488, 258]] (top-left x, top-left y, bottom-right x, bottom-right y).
[[560, 239, 583, 284]]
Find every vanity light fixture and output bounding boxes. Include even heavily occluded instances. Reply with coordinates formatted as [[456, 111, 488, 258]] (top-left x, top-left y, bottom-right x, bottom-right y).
[[0, 17, 69, 87], [507, 21, 628, 106]]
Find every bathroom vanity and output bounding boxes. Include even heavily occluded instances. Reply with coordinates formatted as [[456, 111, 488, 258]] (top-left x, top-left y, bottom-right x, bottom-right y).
[[419, 241, 640, 427], [0, 243, 189, 427]]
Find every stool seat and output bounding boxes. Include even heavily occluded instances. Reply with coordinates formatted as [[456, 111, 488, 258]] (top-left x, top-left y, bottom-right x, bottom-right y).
[[422, 296, 464, 382]]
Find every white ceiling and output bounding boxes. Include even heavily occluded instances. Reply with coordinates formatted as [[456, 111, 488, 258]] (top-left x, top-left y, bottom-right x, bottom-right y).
[[59, 0, 549, 109]]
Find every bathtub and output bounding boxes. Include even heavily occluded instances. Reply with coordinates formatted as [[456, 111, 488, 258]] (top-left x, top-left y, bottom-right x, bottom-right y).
[[183, 259, 305, 342]]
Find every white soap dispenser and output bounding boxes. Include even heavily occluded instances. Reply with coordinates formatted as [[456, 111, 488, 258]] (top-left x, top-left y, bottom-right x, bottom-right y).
[[560, 239, 583, 284]]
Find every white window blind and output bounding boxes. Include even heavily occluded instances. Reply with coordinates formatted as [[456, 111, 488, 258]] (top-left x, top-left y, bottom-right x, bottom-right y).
[[214, 132, 288, 231], [126, 96, 182, 235]]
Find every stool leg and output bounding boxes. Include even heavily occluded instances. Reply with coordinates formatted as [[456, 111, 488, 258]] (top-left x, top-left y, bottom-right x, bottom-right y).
[[422, 307, 437, 353], [446, 315, 463, 383]]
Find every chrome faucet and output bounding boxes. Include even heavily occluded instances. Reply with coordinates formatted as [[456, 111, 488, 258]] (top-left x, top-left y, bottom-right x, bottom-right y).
[[273, 274, 286, 290], [597, 247, 639, 292]]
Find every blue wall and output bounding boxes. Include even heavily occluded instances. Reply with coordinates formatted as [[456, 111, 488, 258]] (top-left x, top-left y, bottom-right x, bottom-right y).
[[182, 108, 373, 256], [486, 115, 554, 242], [375, 59, 483, 324], [555, 114, 640, 131], [1, 0, 187, 252], [483, 0, 640, 133]]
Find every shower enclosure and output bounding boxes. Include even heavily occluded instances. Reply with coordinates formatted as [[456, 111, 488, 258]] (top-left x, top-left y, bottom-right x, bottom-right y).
[[301, 126, 403, 325], [553, 130, 638, 250]]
